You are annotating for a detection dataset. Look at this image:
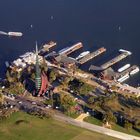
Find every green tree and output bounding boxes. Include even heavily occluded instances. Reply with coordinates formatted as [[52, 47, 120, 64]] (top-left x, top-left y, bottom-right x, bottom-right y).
[[60, 93, 76, 114], [134, 119, 140, 129], [88, 96, 95, 104], [49, 69, 57, 83], [6, 70, 13, 83], [79, 83, 93, 95], [0, 93, 4, 105], [103, 111, 117, 125], [124, 120, 132, 130], [40, 58, 48, 73], [62, 76, 73, 89]]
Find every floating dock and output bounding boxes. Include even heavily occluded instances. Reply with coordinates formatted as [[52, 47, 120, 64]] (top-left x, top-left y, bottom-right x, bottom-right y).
[[40, 41, 56, 54], [115, 65, 139, 80], [101, 52, 131, 69], [78, 47, 106, 64], [89, 65, 104, 71], [59, 42, 83, 55]]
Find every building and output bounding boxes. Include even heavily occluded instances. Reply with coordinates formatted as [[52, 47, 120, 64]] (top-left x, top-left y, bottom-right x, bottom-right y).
[[35, 42, 48, 96], [55, 55, 78, 68]]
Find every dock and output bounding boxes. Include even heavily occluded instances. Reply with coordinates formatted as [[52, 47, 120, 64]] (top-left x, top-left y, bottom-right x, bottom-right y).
[[40, 41, 56, 54], [89, 65, 104, 71], [59, 42, 83, 56], [101, 52, 130, 69], [115, 65, 139, 79], [78, 47, 106, 64]]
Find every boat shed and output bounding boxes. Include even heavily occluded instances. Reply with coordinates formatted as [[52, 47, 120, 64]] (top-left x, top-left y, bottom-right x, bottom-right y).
[[100, 67, 116, 80]]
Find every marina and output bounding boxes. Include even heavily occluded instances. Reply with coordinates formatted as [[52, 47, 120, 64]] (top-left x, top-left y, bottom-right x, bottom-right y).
[[78, 47, 106, 64], [101, 50, 132, 69], [0, 2, 140, 139], [6, 40, 140, 97]]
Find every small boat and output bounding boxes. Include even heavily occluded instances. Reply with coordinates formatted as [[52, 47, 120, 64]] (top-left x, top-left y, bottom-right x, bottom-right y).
[[119, 49, 132, 55], [117, 74, 130, 83], [8, 32, 23, 37], [118, 64, 131, 73], [75, 51, 90, 60], [130, 67, 140, 75]]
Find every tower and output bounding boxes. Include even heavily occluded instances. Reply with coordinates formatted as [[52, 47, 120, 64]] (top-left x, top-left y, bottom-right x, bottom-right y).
[[35, 42, 41, 95]]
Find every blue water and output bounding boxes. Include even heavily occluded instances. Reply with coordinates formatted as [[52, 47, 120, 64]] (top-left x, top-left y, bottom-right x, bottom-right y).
[[0, 0, 140, 86]]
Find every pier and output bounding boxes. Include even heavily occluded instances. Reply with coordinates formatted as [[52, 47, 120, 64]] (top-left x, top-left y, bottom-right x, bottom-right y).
[[89, 65, 104, 71], [59, 42, 83, 56], [101, 52, 130, 69], [39, 41, 56, 54], [78, 47, 106, 64]]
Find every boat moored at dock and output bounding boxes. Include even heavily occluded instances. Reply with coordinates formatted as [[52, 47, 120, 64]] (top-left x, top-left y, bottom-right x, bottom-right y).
[[75, 51, 90, 60], [117, 74, 130, 83], [118, 64, 131, 73], [130, 66, 140, 75], [119, 49, 132, 55]]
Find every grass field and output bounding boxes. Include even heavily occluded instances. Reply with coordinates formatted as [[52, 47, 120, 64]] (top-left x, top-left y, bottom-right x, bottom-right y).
[[0, 111, 120, 140]]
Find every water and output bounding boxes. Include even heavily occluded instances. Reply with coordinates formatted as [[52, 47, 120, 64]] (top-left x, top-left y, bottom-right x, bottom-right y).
[[0, 0, 140, 86]]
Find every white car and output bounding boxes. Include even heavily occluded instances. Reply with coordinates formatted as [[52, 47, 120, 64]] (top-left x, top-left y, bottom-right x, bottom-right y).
[[55, 106, 59, 109], [10, 105, 13, 108], [18, 101, 22, 104], [47, 105, 52, 108], [32, 102, 36, 105]]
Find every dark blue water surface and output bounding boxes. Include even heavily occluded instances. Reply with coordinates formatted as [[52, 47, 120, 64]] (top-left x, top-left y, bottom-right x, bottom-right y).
[[0, 0, 140, 86]]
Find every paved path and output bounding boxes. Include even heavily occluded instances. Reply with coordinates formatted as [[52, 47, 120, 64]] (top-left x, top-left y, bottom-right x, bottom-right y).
[[54, 114, 140, 140], [75, 113, 89, 121]]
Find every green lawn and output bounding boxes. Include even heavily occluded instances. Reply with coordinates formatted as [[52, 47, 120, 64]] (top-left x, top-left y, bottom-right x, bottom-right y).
[[0, 112, 119, 140], [84, 116, 102, 126], [84, 116, 140, 137]]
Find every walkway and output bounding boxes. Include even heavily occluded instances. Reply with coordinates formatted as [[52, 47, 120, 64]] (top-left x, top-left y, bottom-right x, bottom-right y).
[[75, 113, 89, 121]]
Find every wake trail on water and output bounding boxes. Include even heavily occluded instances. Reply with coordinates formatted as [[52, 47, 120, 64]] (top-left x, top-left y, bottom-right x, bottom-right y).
[[0, 31, 8, 35]]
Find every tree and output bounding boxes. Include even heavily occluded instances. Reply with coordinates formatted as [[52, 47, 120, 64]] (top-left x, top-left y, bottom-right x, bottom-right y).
[[60, 93, 76, 114], [124, 120, 132, 130], [103, 111, 117, 125], [6, 70, 13, 83], [88, 96, 95, 104], [0, 93, 4, 105], [62, 76, 73, 89], [40, 58, 48, 73], [49, 69, 57, 83], [31, 72, 35, 80], [134, 119, 140, 129]]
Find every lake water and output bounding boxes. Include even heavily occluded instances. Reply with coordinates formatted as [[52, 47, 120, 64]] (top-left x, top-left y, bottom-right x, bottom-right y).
[[0, 0, 140, 86]]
